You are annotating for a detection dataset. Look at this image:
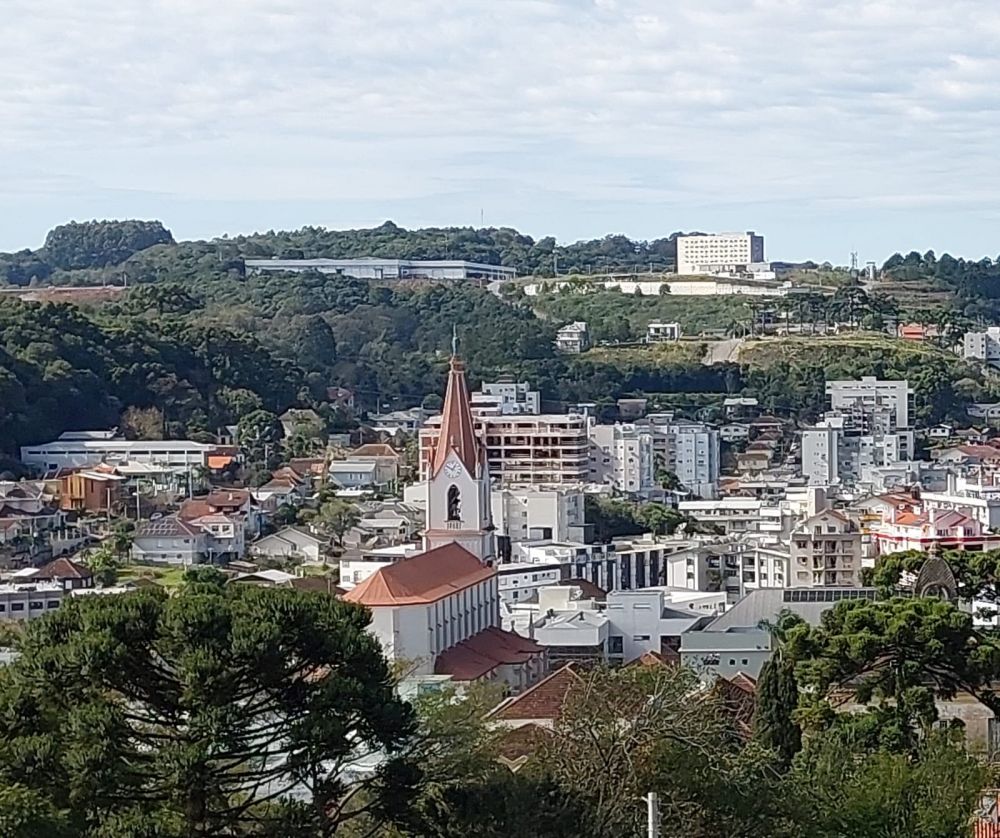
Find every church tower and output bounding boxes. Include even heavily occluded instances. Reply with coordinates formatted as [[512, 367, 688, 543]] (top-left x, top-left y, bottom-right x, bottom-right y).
[[423, 353, 495, 563]]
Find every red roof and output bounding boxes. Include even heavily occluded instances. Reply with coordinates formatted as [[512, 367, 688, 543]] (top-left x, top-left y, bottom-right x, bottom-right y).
[[350, 444, 400, 459], [342, 543, 495, 606], [434, 626, 544, 681], [430, 355, 483, 477], [490, 663, 581, 721], [31, 556, 92, 581]]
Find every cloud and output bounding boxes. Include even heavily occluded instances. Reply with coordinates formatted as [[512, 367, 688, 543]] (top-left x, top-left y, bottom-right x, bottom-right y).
[[2, 0, 1000, 258]]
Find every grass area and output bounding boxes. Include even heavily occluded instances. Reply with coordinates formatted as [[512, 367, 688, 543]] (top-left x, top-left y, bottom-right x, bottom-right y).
[[736, 332, 949, 367], [585, 341, 707, 365], [119, 563, 189, 589], [534, 290, 751, 335]]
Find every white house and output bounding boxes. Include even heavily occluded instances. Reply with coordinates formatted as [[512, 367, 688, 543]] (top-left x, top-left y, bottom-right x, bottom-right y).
[[251, 527, 326, 562], [131, 517, 207, 566], [328, 461, 380, 490]]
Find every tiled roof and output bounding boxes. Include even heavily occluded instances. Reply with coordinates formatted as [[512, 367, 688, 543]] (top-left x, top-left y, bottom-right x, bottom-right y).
[[495, 723, 553, 766], [32, 556, 92, 581], [343, 543, 494, 606], [434, 626, 544, 681], [178, 499, 214, 521], [490, 663, 581, 721], [205, 489, 250, 509], [350, 444, 400, 458]]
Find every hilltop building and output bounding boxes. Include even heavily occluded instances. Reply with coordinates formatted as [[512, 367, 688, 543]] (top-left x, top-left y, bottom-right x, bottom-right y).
[[676, 232, 765, 276], [244, 258, 515, 282]]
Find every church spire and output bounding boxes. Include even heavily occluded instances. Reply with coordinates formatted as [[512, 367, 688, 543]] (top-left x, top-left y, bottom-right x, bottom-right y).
[[430, 350, 481, 478]]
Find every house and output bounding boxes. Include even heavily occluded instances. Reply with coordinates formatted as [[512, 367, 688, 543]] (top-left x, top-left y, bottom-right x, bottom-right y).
[[0, 582, 66, 620], [719, 423, 750, 444], [131, 517, 207, 566], [344, 443, 402, 486], [189, 513, 245, 560], [925, 424, 954, 441], [255, 469, 309, 505], [328, 460, 380, 490], [179, 488, 262, 542], [869, 507, 1000, 555], [206, 446, 241, 473], [14, 556, 94, 591], [326, 387, 356, 410], [250, 527, 326, 563], [555, 321, 590, 354], [58, 470, 126, 514], [646, 322, 681, 343]]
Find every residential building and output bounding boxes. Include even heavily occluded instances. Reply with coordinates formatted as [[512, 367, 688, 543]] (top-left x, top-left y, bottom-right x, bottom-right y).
[[368, 407, 426, 436], [963, 327, 1000, 368], [789, 510, 862, 587], [719, 423, 751, 444], [680, 587, 879, 679], [801, 416, 843, 486], [57, 469, 127, 514], [14, 556, 94, 591], [472, 379, 541, 416], [0, 582, 66, 621], [588, 423, 655, 495], [278, 408, 325, 440], [491, 486, 588, 545], [420, 413, 589, 486], [190, 513, 245, 561], [343, 443, 402, 486], [497, 561, 565, 604], [922, 477, 1000, 531], [554, 321, 590, 354], [250, 527, 327, 562], [868, 507, 1000, 555], [826, 376, 912, 430], [244, 258, 515, 282], [640, 414, 721, 499], [327, 461, 380, 490], [646, 322, 681, 343], [21, 437, 214, 474], [676, 232, 765, 275], [131, 518, 208, 565]]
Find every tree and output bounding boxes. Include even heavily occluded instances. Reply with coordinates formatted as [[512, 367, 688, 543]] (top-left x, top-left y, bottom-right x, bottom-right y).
[[787, 596, 1000, 748], [0, 783, 73, 837], [313, 498, 361, 547], [0, 574, 414, 837], [237, 408, 282, 469], [120, 405, 164, 440], [84, 543, 120, 587], [753, 612, 803, 767]]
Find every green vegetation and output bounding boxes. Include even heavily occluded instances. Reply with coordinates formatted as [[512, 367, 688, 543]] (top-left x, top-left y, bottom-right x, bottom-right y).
[[117, 562, 189, 589]]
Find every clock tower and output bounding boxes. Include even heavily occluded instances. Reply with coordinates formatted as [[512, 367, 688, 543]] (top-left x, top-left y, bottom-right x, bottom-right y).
[[423, 353, 494, 562]]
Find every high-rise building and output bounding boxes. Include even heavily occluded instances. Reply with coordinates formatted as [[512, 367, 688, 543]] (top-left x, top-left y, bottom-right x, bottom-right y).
[[640, 414, 720, 499], [676, 232, 765, 275], [963, 327, 1000, 368], [471, 379, 541, 416], [587, 424, 655, 495], [420, 413, 589, 485], [789, 510, 862, 588]]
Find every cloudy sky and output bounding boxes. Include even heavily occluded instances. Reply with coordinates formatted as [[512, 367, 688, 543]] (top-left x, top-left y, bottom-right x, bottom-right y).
[[3, 0, 1000, 261]]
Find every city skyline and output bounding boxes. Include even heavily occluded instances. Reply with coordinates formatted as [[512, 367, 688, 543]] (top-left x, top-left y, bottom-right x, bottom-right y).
[[5, 0, 1000, 262]]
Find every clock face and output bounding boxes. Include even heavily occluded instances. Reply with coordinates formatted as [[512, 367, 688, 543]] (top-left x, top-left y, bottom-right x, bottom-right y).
[[443, 460, 464, 478]]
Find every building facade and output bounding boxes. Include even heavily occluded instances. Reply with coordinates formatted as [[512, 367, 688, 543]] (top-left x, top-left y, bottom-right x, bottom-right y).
[[473, 380, 541, 416], [588, 423, 655, 495], [676, 232, 765, 275], [420, 413, 589, 485], [21, 438, 214, 473], [790, 510, 862, 587], [244, 258, 515, 281], [555, 322, 590, 353], [963, 327, 1000, 368]]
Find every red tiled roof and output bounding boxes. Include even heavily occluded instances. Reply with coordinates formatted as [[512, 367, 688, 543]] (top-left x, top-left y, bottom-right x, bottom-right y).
[[435, 626, 544, 681], [205, 489, 250, 509], [343, 543, 494, 606], [496, 722, 553, 764], [628, 650, 670, 668], [32, 556, 92, 581], [178, 498, 214, 521], [431, 355, 483, 477], [490, 663, 581, 721]]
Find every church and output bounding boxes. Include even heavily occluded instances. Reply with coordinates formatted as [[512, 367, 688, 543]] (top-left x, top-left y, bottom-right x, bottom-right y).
[[344, 353, 546, 691]]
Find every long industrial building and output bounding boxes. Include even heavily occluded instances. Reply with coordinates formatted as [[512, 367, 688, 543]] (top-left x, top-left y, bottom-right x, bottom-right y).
[[244, 258, 516, 282]]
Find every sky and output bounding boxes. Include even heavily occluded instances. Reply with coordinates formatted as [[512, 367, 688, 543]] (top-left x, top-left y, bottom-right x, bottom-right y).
[[4, 0, 1000, 263]]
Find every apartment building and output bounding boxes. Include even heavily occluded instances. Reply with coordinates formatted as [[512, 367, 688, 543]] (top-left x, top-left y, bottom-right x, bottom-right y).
[[420, 413, 589, 485], [676, 232, 765, 275], [826, 376, 912, 431], [790, 510, 862, 587], [588, 423, 655, 495], [801, 416, 843, 486], [472, 379, 541, 416], [963, 327, 1000, 368], [491, 486, 587, 544], [641, 414, 720, 498]]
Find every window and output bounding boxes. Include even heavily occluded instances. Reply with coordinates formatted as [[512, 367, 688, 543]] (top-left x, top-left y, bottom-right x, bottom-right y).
[[608, 636, 624, 654], [447, 485, 462, 522], [29, 601, 43, 610], [729, 659, 736, 666], [11, 603, 24, 612], [741, 658, 748, 666], [47, 601, 59, 609]]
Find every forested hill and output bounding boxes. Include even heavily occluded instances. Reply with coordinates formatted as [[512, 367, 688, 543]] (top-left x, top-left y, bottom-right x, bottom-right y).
[[0, 219, 687, 287]]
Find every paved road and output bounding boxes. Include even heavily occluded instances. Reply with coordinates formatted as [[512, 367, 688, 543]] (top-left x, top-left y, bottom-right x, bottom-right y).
[[703, 338, 743, 365]]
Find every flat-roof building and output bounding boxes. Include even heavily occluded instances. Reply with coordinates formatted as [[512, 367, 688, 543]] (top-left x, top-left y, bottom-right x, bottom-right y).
[[244, 257, 515, 282], [676, 232, 765, 276]]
